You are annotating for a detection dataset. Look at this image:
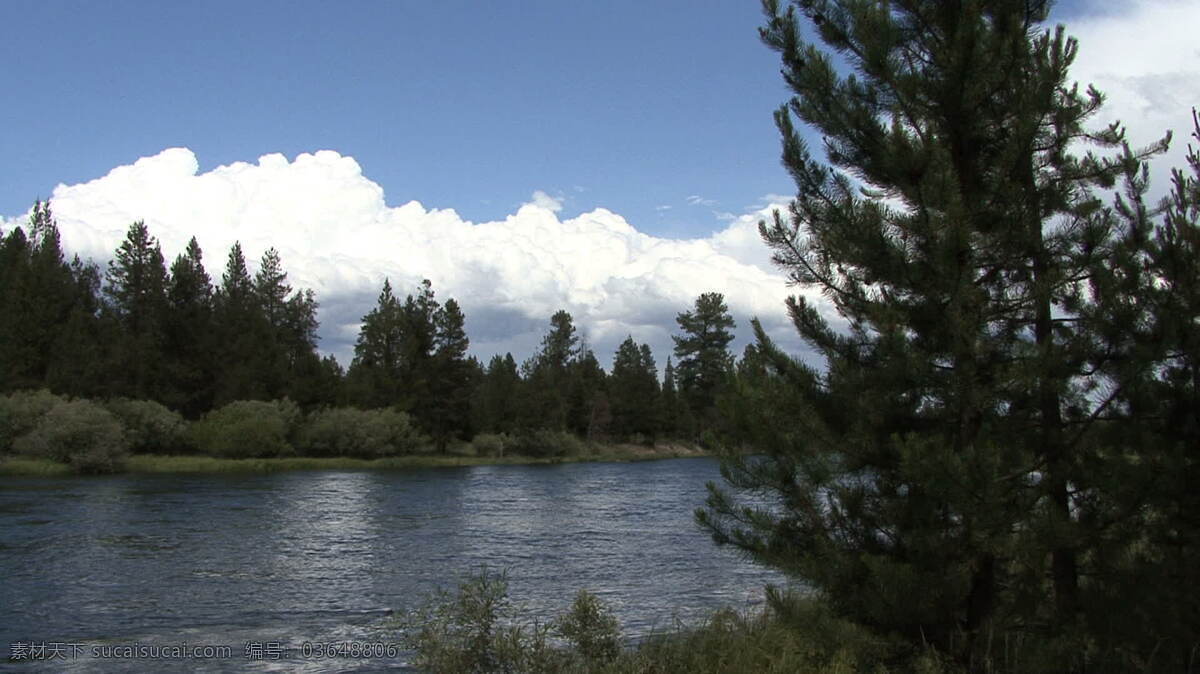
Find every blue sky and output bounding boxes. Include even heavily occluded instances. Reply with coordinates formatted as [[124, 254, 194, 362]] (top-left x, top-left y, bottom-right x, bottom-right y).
[[1, 0, 794, 236], [2, 0, 1196, 368]]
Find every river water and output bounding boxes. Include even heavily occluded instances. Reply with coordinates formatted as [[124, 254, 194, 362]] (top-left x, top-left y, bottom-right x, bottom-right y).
[[0, 457, 787, 671]]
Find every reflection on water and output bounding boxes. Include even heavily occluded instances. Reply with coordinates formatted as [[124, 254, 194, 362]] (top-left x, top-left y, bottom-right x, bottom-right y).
[[0, 458, 786, 672]]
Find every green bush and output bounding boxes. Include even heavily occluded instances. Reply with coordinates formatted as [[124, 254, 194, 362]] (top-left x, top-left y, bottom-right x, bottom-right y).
[[506, 429, 586, 458], [0, 389, 67, 454], [188, 399, 299, 458], [297, 407, 424, 458], [103, 398, 188, 454], [12, 398, 129, 474], [396, 568, 566, 674], [555, 590, 621, 665], [470, 432, 508, 457]]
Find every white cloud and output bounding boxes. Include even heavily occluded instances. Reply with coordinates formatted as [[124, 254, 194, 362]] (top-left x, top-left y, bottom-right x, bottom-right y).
[[4, 148, 823, 369], [528, 190, 564, 213], [1067, 0, 1200, 202]]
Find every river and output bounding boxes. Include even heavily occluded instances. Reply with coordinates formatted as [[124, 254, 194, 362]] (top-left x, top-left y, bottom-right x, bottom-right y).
[[0, 457, 787, 671]]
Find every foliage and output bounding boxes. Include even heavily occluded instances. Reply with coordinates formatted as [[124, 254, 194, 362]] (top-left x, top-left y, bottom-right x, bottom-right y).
[[608, 337, 661, 441], [473, 353, 523, 434], [188, 399, 299, 458], [0, 389, 67, 454], [554, 590, 621, 665], [521, 310, 581, 431], [397, 569, 567, 674], [672, 292, 735, 431], [296, 406, 425, 458], [164, 236, 215, 417], [12, 398, 128, 473], [506, 429, 587, 458], [700, 0, 1189, 668], [105, 220, 170, 400], [471, 432, 509, 458], [396, 572, 965, 674], [103, 398, 188, 454]]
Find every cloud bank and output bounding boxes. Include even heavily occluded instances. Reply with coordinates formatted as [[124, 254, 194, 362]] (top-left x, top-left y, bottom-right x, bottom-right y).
[[3, 148, 810, 368]]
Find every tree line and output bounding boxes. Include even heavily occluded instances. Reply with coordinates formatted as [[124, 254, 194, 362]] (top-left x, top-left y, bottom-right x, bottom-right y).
[[0, 210, 750, 450]]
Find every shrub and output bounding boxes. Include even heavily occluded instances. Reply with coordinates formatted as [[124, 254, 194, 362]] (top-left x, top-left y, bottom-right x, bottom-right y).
[[470, 432, 508, 458], [297, 407, 424, 458], [506, 429, 586, 458], [188, 399, 298, 458], [103, 398, 188, 454], [12, 398, 129, 474], [396, 569, 566, 674], [555, 590, 621, 665], [0, 389, 67, 454]]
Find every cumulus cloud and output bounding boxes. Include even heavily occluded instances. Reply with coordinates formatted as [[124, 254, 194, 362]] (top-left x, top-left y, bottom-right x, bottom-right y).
[[528, 190, 564, 213], [1067, 0, 1200, 201], [3, 148, 820, 369]]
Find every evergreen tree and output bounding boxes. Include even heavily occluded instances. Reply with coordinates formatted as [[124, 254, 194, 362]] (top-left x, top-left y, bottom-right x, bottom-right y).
[[659, 357, 683, 437], [211, 242, 267, 404], [400, 279, 441, 420], [609, 337, 660, 441], [521, 309, 580, 430], [698, 1, 1169, 666], [565, 347, 607, 436], [473, 353, 522, 433], [427, 297, 472, 451], [105, 220, 170, 400], [280, 288, 325, 407], [164, 237, 214, 416], [348, 278, 405, 408], [249, 247, 322, 402], [672, 292, 735, 430], [1073, 110, 1200, 664], [46, 255, 108, 399]]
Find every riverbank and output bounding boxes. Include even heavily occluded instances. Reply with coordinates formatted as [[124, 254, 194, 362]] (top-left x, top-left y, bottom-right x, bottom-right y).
[[0, 442, 709, 476]]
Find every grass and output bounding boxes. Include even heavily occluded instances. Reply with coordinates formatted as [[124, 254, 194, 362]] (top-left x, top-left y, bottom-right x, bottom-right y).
[[0, 457, 75, 477], [0, 442, 709, 476]]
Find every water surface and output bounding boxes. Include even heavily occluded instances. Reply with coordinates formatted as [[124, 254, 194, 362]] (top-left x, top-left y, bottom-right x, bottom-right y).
[[0, 457, 785, 671]]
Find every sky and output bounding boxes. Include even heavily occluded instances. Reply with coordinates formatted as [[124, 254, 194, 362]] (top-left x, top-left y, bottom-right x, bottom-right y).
[[2, 0, 1197, 369]]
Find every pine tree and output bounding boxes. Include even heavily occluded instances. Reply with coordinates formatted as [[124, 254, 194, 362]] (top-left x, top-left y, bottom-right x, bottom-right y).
[[660, 357, 683, 437], [211, 242, 267, 404], [0, 203, 77, 391], [427, 297, 472, 451], [1072, 111, 1200, 664], [609, 337, 661, 441], [46, 255, 108, 399], [105, 220, 170, 400], [565, 347, 607, 436], [400, 279, 441, 420], [521, 309, 580, 430], [672, 292, 735, 430], [164, 237, 214, 416], [698, 1, 1168, 666], [349, 278, 405, 408], [473, 353, 522, 433]]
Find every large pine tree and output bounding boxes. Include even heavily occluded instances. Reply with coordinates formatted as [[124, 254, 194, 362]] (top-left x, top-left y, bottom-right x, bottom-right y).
[[698, 0, 1170, 667], [672, 292, 735, 430]]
